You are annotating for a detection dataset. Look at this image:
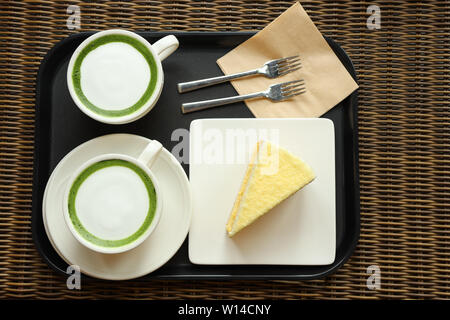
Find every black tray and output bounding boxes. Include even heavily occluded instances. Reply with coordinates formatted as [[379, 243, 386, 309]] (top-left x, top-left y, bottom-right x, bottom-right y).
[[32, 32, 359, 280]]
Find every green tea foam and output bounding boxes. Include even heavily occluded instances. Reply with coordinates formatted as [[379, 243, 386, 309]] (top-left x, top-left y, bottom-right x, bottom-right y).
[[71, 34, 158, 117], [67, 159, 157, 248]]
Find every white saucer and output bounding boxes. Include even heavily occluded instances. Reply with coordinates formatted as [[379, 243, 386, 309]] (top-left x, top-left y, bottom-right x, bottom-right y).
[[42, 133, 191, 280]]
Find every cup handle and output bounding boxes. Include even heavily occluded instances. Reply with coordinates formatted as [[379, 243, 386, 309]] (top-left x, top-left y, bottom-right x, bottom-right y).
[[152, 35, 179, 62], [137, 140, 163, 168]]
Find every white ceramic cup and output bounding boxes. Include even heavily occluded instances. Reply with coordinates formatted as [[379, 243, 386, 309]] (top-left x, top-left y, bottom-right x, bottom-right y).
[[63, 140, 163, 254], [67, 29, 179, 124]]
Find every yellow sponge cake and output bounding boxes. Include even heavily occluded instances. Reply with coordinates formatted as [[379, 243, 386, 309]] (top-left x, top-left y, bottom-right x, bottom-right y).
[[226, 141, 315, 237]]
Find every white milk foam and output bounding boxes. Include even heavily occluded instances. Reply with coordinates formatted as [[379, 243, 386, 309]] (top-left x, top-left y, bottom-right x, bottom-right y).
[[80, 42, 151, 110], [75, 165, 150, 240]]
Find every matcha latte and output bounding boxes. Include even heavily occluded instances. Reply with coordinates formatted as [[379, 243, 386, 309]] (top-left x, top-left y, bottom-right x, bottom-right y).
[[64, 155, 162, 254], [67, 30, 179, 124], [71, 34, 158, 117]]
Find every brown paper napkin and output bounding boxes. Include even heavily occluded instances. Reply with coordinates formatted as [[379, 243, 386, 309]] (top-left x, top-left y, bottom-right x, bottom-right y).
[[217, 2, 358, 118]]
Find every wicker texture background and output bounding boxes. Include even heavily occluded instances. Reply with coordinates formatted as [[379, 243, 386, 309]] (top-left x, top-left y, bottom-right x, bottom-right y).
[[0, 0, 449, 299]]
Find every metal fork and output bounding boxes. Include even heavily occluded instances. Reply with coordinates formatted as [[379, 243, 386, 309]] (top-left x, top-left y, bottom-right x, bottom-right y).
[[177, 55, 301, 93], [181, 80, 305, 114]]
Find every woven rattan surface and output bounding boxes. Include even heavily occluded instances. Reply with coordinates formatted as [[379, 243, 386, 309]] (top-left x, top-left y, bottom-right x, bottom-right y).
[[0, 0, 449, 299]]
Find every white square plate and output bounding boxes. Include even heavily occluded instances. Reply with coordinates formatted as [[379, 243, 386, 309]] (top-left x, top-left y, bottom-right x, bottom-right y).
[[188, 118, 335, 265]]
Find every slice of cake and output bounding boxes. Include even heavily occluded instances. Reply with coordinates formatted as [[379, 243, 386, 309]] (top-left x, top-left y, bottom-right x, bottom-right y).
[[226, 140, 315, 237]]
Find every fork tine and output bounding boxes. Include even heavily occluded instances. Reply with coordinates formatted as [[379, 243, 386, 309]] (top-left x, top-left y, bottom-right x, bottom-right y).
[[278, 62, 302, 73], [281, 79, 304, 88], [282, 82, 305, 92], [283, 87, 305, 96], [281, 80, 306, 94], [282, 86, 305, 95], [281, 79, 303, 84], [277, 65, 301, 77], [278, 66, 302, 77], [277, 58, 301, 68], [283, 89, 306, 99], [270, 55, 300, 64], [281, 83, 304, 92]]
